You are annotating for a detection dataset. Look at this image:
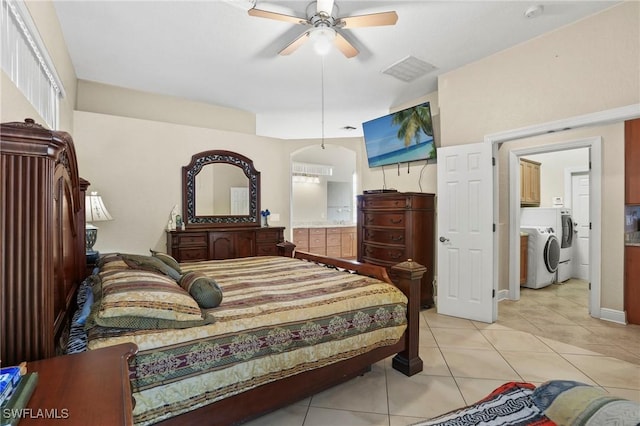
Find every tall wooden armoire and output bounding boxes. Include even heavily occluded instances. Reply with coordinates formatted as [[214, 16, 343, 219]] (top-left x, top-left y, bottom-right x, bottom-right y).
[[1, 119, 87, 365]]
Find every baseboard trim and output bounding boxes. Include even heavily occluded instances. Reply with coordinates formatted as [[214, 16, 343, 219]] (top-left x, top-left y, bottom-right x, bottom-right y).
[[497, 289, 510, 302], [599, 308, 627, 325]]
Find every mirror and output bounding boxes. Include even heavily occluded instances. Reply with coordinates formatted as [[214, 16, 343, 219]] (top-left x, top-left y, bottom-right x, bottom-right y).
[[195, 164, 249, 216], [183, 150, 260, 228]]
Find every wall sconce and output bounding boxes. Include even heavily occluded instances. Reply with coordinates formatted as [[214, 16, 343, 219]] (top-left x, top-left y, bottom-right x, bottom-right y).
[[85, 191, 113, 259]]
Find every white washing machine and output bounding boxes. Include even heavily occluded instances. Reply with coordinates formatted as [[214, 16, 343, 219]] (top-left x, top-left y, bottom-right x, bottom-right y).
[[521, 207, 574, 282], [521, 227, 561, 289]]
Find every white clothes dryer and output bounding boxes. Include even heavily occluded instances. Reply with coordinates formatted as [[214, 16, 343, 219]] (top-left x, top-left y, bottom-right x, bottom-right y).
[[521, 227, 561, 289], [521, 207, 574, 282]]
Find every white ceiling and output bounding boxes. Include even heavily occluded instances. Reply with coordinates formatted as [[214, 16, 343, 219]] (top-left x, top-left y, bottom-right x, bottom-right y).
[[52, 0, 619, 140]]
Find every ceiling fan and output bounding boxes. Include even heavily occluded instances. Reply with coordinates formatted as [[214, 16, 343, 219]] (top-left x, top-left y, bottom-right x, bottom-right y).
[[248, 0, 398, 58]]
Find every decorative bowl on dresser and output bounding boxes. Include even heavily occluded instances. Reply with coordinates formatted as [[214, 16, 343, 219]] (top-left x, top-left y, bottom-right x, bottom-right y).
[[357, 192, 435, 307]]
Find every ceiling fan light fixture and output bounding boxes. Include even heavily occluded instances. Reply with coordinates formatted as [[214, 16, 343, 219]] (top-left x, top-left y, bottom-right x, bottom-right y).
[[309, 26, 336, 55]]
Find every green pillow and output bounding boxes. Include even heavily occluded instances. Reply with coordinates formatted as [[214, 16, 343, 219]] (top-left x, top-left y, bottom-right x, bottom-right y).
[[179, 271, 223, 309], [121, 254, 181, 281], [86, 270, 214, 330], [150, 249, 182, 274]]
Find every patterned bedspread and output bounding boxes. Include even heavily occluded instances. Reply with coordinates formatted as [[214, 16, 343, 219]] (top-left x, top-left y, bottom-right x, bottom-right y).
[[87, 256, 408, 425]]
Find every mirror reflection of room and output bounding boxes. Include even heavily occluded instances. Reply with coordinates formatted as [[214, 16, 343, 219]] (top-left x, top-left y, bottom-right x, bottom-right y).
[[291, 145, 357, 259], [195, 163, 249, 216]]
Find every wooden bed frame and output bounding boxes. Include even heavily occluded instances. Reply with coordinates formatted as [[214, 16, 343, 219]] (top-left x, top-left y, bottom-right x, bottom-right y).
[[1, 120, 426, 425], [157, 252, 425, 425]]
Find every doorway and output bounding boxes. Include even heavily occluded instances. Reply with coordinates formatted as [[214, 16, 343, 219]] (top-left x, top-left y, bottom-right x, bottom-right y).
[[507, 137, 601, 317], [513, 147, 590, 316], [290, 144, 357, 233], [436, 104, 639, 324]]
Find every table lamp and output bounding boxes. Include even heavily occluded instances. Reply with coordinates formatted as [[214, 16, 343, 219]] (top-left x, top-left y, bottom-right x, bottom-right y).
[[85, 191, 113, 261]]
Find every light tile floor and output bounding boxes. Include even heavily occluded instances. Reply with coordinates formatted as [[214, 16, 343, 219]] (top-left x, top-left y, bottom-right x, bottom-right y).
[[245, 279, 640, 425]]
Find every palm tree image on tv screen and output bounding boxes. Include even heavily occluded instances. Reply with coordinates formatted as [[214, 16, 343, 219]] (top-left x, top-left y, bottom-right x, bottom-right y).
[[362, 102, 435, 168]]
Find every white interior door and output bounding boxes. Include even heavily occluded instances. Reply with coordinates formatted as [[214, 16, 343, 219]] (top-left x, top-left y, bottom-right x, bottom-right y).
[[437, 143, 495, 323], [230, 187, 249, 215], [571, 172, 590, 280]]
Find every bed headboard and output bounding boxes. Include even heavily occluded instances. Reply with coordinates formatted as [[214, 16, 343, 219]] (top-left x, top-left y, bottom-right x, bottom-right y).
[[1, 119, 88, 366]]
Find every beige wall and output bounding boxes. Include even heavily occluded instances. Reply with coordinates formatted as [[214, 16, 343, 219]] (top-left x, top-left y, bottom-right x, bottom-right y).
[[73, 111, 288, 254], [77, 80, 256, 135], [439, 2, 639, 146]]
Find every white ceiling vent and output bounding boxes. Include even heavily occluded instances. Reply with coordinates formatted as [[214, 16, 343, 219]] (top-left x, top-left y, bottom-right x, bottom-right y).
[[382, 56, 437, 82]]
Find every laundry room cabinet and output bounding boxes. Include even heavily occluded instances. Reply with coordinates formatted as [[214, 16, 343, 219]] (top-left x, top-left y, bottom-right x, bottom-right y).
[[520, 158, 541, 206], [626, 118, 640, 204], [624, 246, 640, 325], [625, 118, 640, 325]]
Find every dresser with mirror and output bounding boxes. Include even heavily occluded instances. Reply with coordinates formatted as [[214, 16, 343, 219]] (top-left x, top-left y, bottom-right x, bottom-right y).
[[167, 150, 287, 261]]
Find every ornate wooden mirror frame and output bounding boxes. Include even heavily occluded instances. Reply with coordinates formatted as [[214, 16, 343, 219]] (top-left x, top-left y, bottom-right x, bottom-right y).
[[182, 150, 261, 228]]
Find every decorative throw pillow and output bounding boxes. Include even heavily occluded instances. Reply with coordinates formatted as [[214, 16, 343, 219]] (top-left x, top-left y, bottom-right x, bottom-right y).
[[179, 271, 224, 309], [532, 380, 640, 426], [97, 253, 129, 272], [150, 249, 182, 274], [410, 382, 552, 426], [86, 269, 214, 330], [120, 253, 182, 281]]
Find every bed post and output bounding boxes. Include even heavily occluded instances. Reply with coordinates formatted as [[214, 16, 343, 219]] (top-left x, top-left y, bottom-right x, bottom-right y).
[[390, 259, 426, 376], [276, 241, 296, 257]]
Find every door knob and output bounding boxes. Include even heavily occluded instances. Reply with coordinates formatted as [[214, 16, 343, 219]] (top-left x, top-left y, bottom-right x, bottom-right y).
[[439, 236, 449, 243]]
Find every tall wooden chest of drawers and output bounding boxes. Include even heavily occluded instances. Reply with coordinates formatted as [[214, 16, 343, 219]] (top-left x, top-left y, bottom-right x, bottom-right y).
[[357, 192, 435, 307]]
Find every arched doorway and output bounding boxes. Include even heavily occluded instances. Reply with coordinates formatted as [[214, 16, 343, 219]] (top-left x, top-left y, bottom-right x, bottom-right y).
[[290, 144, 357, 257]]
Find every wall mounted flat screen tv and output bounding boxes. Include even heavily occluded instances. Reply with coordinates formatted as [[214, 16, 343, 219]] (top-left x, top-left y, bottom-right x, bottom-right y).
[[362, 102, 435, 168]]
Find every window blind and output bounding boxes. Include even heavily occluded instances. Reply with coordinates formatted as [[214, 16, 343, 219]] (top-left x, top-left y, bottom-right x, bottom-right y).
[[1, 0, 64, 129]]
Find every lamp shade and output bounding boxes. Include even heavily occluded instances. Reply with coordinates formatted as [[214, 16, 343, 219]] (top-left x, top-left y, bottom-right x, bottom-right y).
[[85, 191, 113, 222]]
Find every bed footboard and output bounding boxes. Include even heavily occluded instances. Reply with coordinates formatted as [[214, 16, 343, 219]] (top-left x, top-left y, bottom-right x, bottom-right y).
[[293, 250, 425, 376], [154, 251, 425, 425]]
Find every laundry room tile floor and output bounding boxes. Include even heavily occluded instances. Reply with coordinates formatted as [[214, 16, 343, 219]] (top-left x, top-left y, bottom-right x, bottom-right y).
[[243, 279, 640, 426]]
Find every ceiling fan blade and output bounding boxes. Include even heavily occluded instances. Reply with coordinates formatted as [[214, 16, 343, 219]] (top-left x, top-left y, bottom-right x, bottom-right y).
[[248, 7, 306, 25], [334, 32, 358, 58], [338, 11, 398, 29], [316, 0, 334, 15], [279, 31, 310, 56]]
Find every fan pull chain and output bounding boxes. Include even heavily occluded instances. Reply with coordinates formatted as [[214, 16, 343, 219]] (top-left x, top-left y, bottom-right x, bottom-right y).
[[321, 56, 325, 149]]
